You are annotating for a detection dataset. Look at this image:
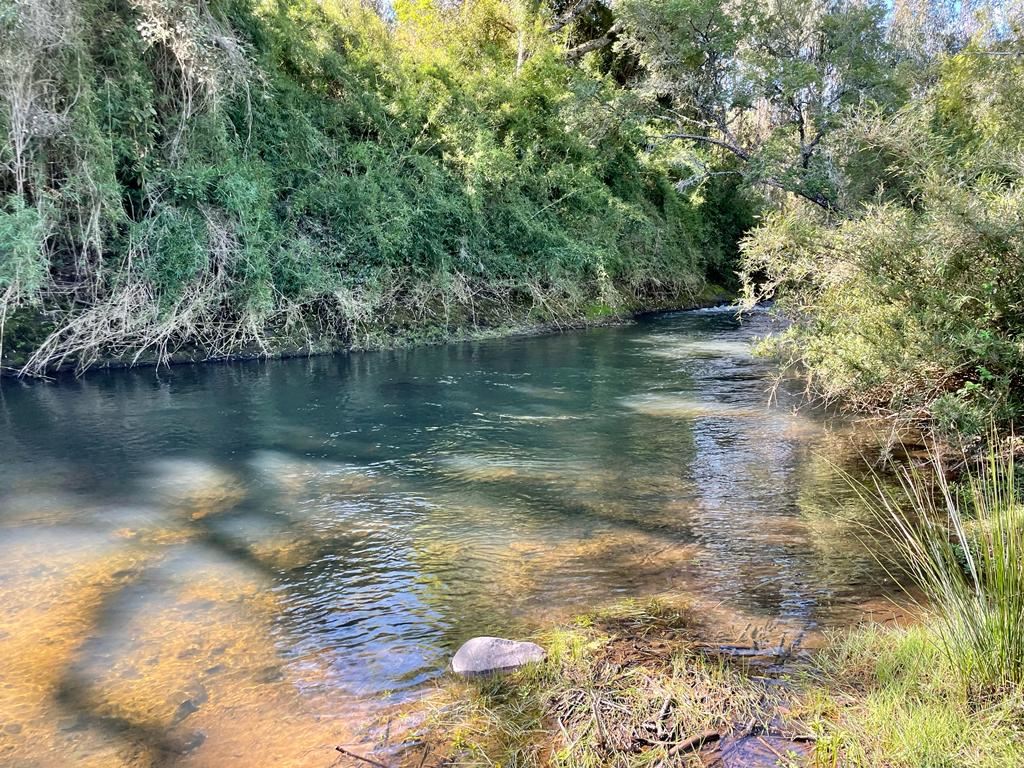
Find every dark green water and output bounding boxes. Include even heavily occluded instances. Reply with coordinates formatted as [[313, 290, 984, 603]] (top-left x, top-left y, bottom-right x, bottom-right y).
[[0, 308, 897, 767]]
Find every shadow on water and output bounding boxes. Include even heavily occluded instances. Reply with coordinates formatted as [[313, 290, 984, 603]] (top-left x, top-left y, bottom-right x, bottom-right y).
[[0, 308, 904, 766], [53, 565, 208, 764]]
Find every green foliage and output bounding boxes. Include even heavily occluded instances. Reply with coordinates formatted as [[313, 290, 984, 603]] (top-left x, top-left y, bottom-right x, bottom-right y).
[[742, 38, 1024, 434], [136, 207, 209, 302], [0, 196, 46, 300], [617, 0, 904, 210], [809, 624, 1024, 768], [1, 0, 740, 373]]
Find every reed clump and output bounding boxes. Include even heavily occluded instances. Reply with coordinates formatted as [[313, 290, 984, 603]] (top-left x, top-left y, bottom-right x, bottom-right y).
[[858, 441, 1024, 695], [794, 438, 1024, 767]]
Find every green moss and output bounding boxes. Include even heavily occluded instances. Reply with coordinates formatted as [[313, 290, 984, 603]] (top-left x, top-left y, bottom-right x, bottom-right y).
[[0, 308, 54, 370]]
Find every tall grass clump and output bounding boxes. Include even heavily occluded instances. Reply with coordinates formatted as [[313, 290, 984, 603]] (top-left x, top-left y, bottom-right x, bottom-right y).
[[862, 442, 1024, 695]]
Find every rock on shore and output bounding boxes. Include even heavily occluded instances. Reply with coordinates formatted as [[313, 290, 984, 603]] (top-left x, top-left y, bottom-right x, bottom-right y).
[[451, 637, 545, 675]]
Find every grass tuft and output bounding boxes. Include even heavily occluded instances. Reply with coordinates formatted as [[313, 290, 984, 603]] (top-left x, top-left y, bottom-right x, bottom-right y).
[[851, 439, 1024, 696], [803, 624, 1024, 768]]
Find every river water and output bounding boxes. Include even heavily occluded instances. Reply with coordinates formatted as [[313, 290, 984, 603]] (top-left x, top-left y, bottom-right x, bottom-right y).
[[0, 308, 901, 767]]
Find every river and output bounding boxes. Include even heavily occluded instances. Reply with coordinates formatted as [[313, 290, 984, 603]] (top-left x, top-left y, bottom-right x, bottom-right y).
[[0, 307, 902, 767]]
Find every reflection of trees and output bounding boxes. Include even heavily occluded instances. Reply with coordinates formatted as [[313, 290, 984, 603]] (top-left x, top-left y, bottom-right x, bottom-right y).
[[679, 415, 898, 626]]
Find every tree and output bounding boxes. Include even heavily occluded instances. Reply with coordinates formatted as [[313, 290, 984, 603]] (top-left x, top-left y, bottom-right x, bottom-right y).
[[615, 0, 902, 211], [739, 35, 1024, 436]]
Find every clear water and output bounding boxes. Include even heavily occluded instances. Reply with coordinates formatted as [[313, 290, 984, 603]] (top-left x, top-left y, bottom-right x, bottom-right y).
[[0, 309, 899, 767]]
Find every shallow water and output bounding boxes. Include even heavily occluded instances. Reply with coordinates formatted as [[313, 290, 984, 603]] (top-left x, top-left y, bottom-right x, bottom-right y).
[[0, 308, 900, 766]]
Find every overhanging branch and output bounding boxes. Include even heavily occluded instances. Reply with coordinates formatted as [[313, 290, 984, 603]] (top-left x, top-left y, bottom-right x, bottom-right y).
[[564, 19, 624, 61], [659, 132, 751, 161], [657, 133, 837, 212]]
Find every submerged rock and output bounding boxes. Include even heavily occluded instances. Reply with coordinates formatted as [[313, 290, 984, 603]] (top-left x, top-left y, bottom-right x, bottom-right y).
[[451, 637, 545, 676]]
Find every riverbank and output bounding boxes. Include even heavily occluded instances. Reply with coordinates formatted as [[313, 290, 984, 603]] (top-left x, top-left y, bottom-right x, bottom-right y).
[[0, 285, 733, 378], [403, 600, 1024, 768]]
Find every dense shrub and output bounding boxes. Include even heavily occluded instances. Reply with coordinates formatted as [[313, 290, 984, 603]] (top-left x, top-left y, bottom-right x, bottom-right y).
[[0, 0, 742, 373], [741, 39, 1024, 439]]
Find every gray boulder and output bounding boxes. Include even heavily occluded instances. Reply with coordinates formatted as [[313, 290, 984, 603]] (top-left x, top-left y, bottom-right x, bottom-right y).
[[451, 636, 546, 676]]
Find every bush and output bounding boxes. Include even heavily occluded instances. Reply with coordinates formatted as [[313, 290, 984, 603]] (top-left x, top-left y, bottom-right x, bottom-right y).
[[741, 42, 1024, 436]]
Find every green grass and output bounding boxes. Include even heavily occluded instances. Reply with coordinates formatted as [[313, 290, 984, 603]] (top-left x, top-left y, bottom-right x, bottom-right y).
[[801, 436, 1024, 766], [803, 624, 1024, 768]]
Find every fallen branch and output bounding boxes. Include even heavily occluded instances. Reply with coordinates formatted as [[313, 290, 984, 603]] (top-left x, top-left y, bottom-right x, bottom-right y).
[[334, 745, 390, 768], [667, 729, 720, 756]]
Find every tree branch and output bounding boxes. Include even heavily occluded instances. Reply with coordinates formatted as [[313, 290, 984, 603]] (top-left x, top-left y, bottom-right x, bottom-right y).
[[658, 132, 751, 161], [757, 176, 836, 212], [548, 0, 597, 33], [564, 19, 624, 61], [657, 133, 836, 212]]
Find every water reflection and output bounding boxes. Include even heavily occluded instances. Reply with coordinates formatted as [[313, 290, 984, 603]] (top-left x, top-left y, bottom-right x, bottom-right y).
[[0, 309, 899, 766]]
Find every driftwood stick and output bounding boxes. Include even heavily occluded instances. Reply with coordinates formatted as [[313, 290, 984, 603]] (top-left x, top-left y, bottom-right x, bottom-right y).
[[667, 729, 720, 756], [656, 694, 672, 737], [590, 694, 610, 746], [334, 745, 390, 768]]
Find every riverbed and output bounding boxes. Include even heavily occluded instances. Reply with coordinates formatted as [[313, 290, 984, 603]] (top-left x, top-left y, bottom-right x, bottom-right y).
[[0, 307, 900, 767]]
